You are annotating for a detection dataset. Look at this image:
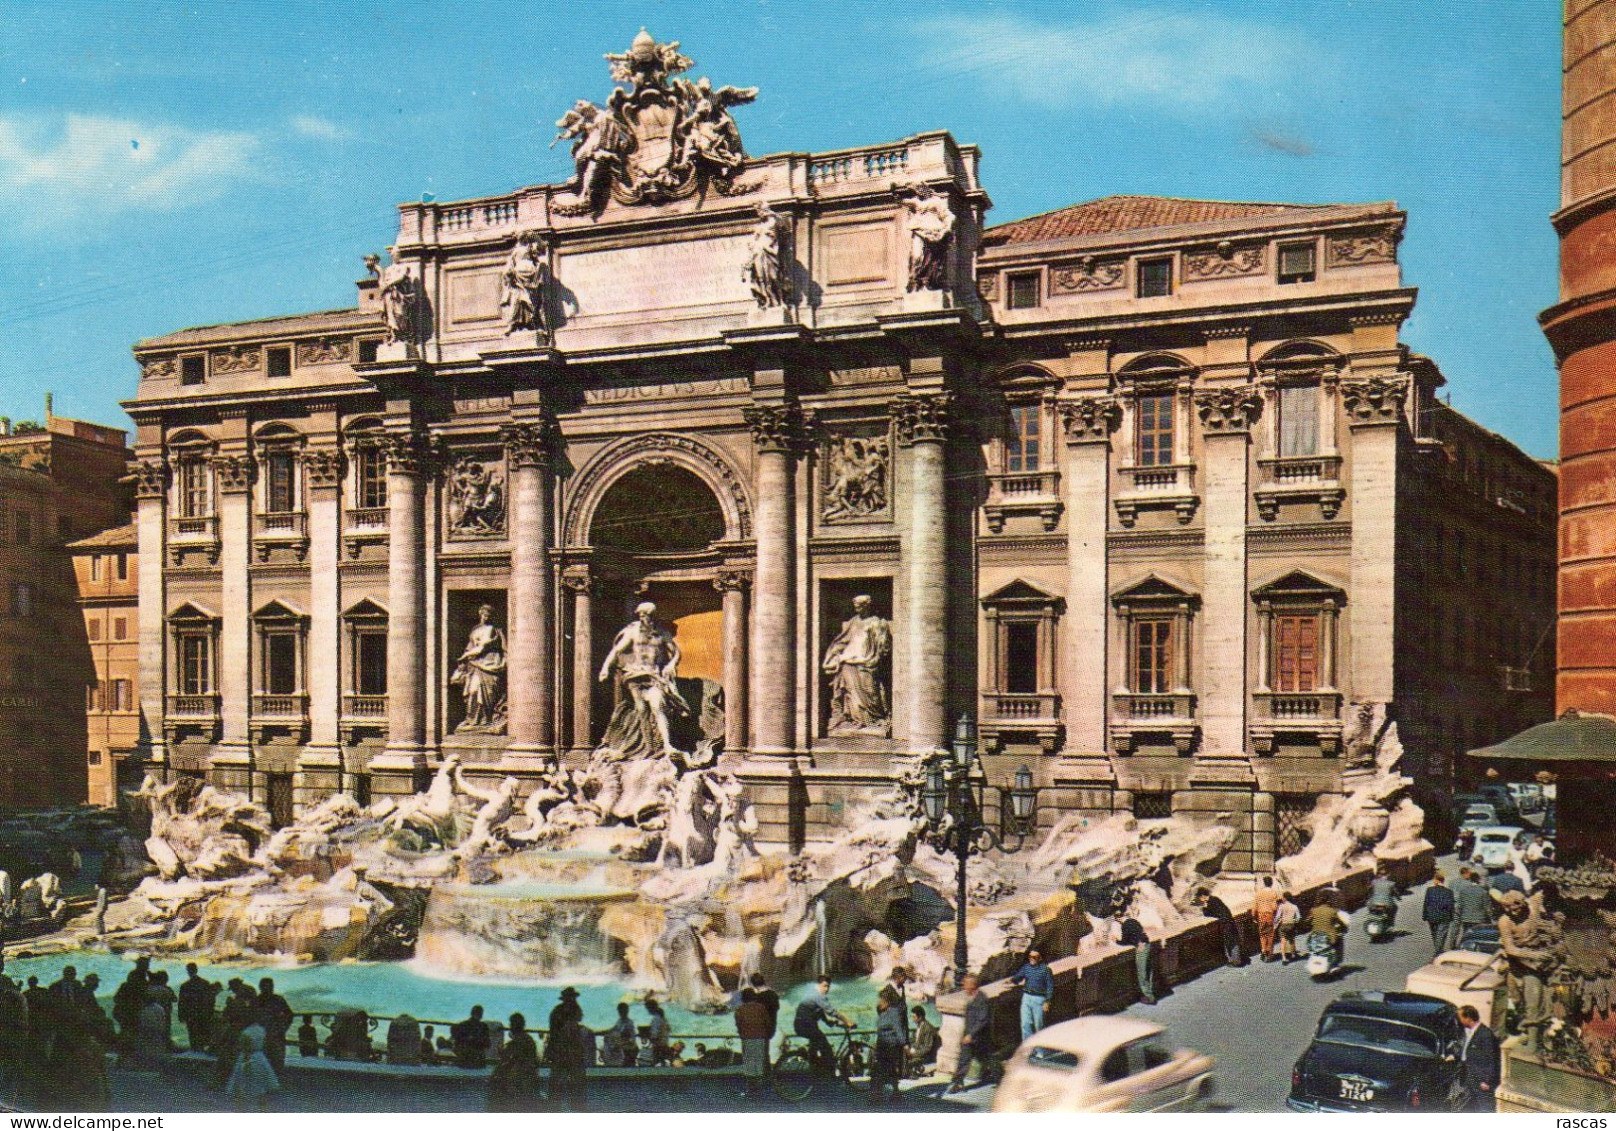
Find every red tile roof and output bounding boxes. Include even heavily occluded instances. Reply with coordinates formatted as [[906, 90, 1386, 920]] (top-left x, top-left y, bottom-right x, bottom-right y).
[[67, 522, 137, 551], [983, 195, 1381, 246]]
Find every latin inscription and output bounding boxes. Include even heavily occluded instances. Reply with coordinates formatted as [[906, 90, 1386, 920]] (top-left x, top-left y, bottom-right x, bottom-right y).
[[583, 376, 748, 404], [562, 236, 749, 316]]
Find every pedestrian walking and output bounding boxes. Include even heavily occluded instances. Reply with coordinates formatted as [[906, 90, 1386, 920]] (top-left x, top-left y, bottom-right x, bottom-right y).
[[1120, 909, 1156, 1003], [1459, 1004, 1500, 1111], [1452, 867, 1492, 949], [1195, 890, 1245, 966], [870, 986, 905, 1105], [1422, 872, 1457, 955], [948, 973, 991, 1093], [884, 967, 911, 1045], [1274, 891, 1302, 963], [1009, 949, 1054, 1040], [734, 988, 770, 1097], [1252, 877, 1280, 961], [545, 987, 589, 1112]]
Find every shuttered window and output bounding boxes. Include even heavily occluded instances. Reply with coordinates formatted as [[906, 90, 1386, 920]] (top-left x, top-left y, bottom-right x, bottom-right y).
[[1273, 613, 1319, 692]]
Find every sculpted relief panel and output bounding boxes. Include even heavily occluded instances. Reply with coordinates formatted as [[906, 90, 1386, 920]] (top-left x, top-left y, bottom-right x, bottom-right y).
[[446, 453, 506, 539], [821, 430, 891, 523]]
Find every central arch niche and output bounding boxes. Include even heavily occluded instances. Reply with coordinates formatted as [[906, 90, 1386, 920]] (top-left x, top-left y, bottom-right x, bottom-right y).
[[590, 464, 726, 555]]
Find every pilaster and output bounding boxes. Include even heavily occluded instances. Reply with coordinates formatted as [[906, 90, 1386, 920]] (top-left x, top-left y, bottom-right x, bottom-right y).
[[133, 457, 169, 774], [1343, 375, 1408, 704], [211, 449, 254, 776], [300, 445, 344, 787], [1056, 395, 1121, 753]]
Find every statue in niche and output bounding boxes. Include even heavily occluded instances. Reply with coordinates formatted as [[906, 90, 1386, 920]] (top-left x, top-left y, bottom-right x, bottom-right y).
[[743, 202, 790, 308], [500, 232, 549, 335], [598, 601, 692, 758], [823, 595, 892, 736], [895, 182, 954, 292], [450, 604, 507, 733], [364, 251, 418, 344], [823, 434, 889, 520], [447, 456, 505, 537]]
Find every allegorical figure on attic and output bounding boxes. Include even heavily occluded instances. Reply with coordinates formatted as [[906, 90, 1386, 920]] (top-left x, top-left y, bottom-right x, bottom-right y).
[[500, 231, 548, 335]]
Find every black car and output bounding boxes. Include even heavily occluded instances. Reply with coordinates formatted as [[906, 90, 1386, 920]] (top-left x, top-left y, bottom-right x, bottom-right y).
[[1287, 991, 1470, 1112]]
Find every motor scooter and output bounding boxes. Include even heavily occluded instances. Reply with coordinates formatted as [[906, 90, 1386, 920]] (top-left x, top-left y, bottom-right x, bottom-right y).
[[1364, 901, 1396, 942], [1306, 931, 1342, 979]]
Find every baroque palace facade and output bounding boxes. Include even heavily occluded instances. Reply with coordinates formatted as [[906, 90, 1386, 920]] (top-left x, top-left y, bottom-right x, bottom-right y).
[[124, 33, 1553, 864]]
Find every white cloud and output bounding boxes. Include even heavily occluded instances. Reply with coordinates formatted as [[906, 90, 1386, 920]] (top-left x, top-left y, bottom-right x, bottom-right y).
[[0, 112, 259, 227], [289, 114, 352, 142], [916, 10, 1311, 111]]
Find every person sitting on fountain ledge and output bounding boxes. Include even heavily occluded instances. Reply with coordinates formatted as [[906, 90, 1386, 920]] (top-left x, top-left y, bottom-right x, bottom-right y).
[[451, 1004, 492, 1069]]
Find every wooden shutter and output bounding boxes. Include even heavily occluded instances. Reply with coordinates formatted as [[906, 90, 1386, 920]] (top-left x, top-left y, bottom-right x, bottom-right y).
[[1274, 614, 1319, 692]]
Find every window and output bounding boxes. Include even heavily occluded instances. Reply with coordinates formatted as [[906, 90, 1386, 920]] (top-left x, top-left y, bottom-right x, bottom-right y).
[[266, 347, 292, 378], [178, 633, 212, 695], [1277, 384, 1320, 458], [14, 512, 30, 546], [10, 583, 32, 618], [264, 450, 297, 514], [356, 629, 388, 695], [1005, 403, 1041, 472], [1272, 613, 1320, 692], [88, 751, 101, 766], [1136, 256, 1173, 298], [180, 356, 205, 385], [1131, 617, 1174, 694], [88, 620, 102, 642], [1278, 240, 1317, 284], [1006, 271, 1041, 310], [111, 679, 131, 712], [90, 555, 102, 582], [1004, 622, 1039, 694], [354, 445, 387, 510], [1136, 392, 1175, 467], [263, 631, 299, 695], [116, 553, 128, 580], [86, 684, 100, 712], [113, 616, 127, 640], [358, 339, 380, 364], [178, 459, 212, 518]]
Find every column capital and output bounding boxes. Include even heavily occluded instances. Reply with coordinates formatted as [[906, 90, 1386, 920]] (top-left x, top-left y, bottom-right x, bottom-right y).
[[132, 458, 169, 499], [502, 416, 563, 469], [714, 567, 753, 593], [1195, 386, 1263, 434], [560, 566, 598, 596], [893, 392, 954, 447], [210, 453, 255, 493], [743, 401, 809, 454], [303, 446, 344, 489], [1056, 395, 1122, 444], [381, 430, 431, 477], [1340, 375, 1408, 426]]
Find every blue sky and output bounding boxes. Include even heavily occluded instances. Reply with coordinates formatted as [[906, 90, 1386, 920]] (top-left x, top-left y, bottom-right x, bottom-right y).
[[0, 1, 1563, 458]]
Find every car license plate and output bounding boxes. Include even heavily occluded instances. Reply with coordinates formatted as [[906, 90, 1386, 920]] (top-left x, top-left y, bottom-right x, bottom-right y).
[[1338, 1078, 1375, 1103]]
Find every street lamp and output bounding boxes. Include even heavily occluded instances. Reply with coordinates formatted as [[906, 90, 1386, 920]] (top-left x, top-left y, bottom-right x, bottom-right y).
[[924, 715, 1040, 989]]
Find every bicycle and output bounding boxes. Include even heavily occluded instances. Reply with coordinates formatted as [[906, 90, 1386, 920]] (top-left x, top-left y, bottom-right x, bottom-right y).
[[771, 1024, 872, 1102]]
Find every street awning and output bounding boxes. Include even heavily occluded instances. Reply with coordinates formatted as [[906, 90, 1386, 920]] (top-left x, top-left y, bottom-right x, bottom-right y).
[[1467, 709, 1616, 764]]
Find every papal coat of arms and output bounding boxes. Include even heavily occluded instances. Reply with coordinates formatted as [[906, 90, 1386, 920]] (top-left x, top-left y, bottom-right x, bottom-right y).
[[554, 29, 759, 215]]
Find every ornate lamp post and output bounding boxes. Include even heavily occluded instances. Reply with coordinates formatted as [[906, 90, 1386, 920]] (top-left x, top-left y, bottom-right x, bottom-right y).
[[923, 715, 1040, 988]]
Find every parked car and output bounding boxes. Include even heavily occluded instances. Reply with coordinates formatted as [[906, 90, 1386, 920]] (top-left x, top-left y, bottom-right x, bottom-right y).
[[1474, 785, 1521, 823], [1459, 924, 1501, 955], [1471, 825, 1526, 870], [1404, 951, 1507, 1027], [1458, 804, 1498, 831], [1287, 991, 1469, 1112], [1507, 782, 1544, 814], [992, 1016, 1216, 1113]]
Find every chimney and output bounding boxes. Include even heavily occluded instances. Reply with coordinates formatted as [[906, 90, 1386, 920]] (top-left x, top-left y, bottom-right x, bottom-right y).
[[44, 393, 53, 421]]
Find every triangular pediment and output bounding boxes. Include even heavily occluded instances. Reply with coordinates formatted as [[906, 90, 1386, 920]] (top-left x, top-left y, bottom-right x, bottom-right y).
[[1112, 573, 1194, 602], [983, 578, 1060, 605], [167, 601, 219, 623], [253, 598, 307, 621], [1252, 570, 1345, 602], [343, 598, 389, 620]]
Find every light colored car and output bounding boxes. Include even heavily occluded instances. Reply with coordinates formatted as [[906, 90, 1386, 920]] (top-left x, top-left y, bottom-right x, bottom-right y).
[[1405, 951, 1507, 1027], [992, 1016, 1216, 1113], [1471, 825, 1525, 869], [1459, 804, 1498, 831]]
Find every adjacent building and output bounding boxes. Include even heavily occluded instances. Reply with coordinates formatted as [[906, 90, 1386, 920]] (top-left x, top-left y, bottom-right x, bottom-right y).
[[0, 413, 133, 808], [69, 523, 142, 807], [122, 32, 1556, 861]]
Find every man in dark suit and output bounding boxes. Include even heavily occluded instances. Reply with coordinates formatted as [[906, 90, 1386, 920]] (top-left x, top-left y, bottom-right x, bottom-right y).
[[1458, 1004, 1500, 1111], [947, 973, 992, 1094], [1422, 872, 1457, 955]]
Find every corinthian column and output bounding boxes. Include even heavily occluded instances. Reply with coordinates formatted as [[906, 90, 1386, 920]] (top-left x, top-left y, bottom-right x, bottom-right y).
[[377, 430, 428, 769], [212, 451, 255, 783], [715, 568, 752, 755], [133, 457, 169, 775], [301, 446, 344, 786], [895, 392, 952, 751], [744, 403, 803, 757], [1056, 395, 1122, 751], [503, 418, 561, 761], [1194, 386, 1263, 761]]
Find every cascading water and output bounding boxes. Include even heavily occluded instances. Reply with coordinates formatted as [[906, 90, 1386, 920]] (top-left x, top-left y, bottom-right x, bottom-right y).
[[412, 880, 637, 981]]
